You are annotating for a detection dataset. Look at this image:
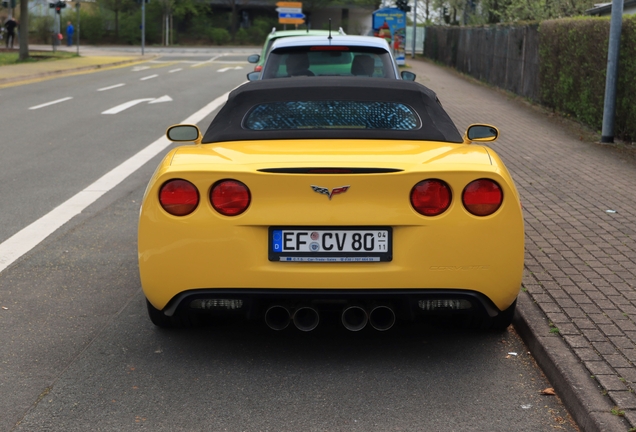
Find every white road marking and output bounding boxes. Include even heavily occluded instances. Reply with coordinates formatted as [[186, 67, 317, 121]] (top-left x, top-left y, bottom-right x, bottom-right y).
[[102, 98, 156, 114], [29, 97, 73, 110], [148, 95, 173, 104], [191, 54, 227, 68], [140, 74, 158, 81], [0, 91, 232, 275], [168, 68, 182, 73], [217, 67, 232, 73], [234, 66, 243, 70], [98, 83, 125, 92], [132, 66, 150, 71]]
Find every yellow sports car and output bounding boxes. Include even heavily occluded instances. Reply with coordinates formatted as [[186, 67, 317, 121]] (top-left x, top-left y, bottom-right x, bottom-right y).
[[138, 77, 524, 332]]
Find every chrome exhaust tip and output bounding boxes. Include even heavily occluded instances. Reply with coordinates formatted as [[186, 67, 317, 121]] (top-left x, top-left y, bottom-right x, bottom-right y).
[[292, 306, 320, 332], [368, 305, 396, 331], [264, 305, 291, 331], [341, 306, 368, 332]]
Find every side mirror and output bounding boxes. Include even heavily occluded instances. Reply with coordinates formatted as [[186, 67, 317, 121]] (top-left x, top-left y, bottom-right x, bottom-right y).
[[247, 71, 261, 81], [401, 70, 416, 81], [247, 54, 260, 64], [166, 124, 201, 143], [464, 124, 499, 143]]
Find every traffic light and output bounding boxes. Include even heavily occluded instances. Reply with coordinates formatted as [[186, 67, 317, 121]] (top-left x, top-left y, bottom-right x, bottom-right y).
[[395, 0, 411, 12], [53, 0, 66, 14], [2, 0, 16, 8], [49, 1, 67, 13]]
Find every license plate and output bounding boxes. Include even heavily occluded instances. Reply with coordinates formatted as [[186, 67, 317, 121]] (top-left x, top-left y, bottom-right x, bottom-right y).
[[269, 227, 392, 262]]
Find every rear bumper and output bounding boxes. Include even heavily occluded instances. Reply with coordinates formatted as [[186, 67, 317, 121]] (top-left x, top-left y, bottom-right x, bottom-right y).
[[161, 288, 509, 321]]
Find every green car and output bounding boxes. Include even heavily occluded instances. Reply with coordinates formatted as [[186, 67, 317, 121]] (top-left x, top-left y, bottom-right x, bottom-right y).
[[247, 27, 345, 72]]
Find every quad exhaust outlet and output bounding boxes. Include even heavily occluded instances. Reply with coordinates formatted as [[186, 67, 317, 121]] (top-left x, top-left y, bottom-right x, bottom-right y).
[[265, 304, 395, 332]]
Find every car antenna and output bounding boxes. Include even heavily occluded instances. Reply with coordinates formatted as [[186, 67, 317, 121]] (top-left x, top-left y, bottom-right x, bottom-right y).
[[328, 18, 332, 41]]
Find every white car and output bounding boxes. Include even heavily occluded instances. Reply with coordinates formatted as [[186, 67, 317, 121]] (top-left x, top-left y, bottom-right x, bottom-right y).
[[247, 35, 416, 81]]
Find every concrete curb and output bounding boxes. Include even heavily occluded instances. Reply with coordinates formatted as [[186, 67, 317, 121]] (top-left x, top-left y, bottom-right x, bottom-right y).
[[514, 291, 630, 431], [0, 57, 149, 85]]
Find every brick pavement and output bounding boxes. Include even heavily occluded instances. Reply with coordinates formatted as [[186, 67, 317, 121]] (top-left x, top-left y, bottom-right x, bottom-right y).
[[410, 58, 636, 431]]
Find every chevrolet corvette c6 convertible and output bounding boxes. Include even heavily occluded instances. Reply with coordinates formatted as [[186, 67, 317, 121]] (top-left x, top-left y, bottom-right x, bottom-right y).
[[138, 77, 524, 332]]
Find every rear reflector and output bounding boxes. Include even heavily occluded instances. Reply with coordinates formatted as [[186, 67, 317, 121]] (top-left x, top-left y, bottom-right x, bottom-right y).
[[419, 299, 472, 311], [190, 299, 244, 310]]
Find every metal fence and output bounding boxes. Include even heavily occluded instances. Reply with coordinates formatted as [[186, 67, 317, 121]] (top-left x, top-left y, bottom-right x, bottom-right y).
[[424, 25, 540, 102]]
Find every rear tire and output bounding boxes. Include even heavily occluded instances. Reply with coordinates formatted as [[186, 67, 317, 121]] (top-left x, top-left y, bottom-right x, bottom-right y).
[[488, 299, 517, 332], [146, 300, 175, 328], [146, 299, 197, 328]]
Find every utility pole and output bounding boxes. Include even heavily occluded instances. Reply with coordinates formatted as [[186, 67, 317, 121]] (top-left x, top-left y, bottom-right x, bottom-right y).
[[601, 0, 624, 143], [76, 1, 80, 55], [411, 0, 417, 58], [141, 0, 146, 55]]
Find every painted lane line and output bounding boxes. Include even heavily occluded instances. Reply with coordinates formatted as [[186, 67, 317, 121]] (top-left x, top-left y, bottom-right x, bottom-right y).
[[98, 83, 125, 92], [140, 74, 159, 81], [168, 68, 182, 73], [0, 91, 231, 275], [102, 98, 156, 114], [132, 66, 150, 72], [234, 66, 243, 70], [217, 67, 232, 73], [29, 97, 73, 110]]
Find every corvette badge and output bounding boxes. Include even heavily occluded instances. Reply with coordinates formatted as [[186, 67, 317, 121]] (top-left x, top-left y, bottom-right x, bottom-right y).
[[311, 185, 350, 200]]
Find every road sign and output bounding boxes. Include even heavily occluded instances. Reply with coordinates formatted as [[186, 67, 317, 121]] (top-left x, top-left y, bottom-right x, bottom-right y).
[[279, 17, 305, 25], [279, 12, 305, 19], [276, 7, 302, 13], [276, 2, 302, 8]]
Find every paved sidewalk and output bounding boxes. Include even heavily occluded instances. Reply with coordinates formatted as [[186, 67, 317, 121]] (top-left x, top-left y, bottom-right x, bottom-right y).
[[3, 46, 636, 431], [409, 59, 636, 431]]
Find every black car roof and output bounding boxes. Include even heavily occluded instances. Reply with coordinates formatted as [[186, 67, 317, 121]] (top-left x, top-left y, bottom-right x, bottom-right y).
[[201, 77, 463, 143]]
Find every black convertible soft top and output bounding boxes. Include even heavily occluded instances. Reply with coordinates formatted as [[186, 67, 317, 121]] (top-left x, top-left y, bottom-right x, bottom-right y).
[[201, 77, 463, 143]]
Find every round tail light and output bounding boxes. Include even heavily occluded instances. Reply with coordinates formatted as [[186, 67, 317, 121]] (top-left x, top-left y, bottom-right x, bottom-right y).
[[462, 179, 503, 216], [210, 180, 251, 216], [410, 179, 452, 216], [159, 179, 199, 216]]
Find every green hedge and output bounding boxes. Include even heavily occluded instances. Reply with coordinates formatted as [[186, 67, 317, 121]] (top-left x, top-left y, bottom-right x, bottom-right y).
[[539, 16, 636, 141]]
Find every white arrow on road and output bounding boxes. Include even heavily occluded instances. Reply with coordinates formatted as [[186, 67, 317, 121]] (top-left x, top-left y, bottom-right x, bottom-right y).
[[102, 95, 172, 114], [148, 95, 173, 104]]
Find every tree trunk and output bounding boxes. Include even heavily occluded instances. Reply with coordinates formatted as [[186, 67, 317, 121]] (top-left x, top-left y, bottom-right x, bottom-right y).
[[161, 13, 165, 46], [115, 10, 119, 41], [231, 1, 238, 41], [18, 0, 29, 60]]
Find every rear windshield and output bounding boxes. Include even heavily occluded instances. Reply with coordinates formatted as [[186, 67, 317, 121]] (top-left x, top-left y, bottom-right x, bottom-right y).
[[243, 101, 420, 131], [262, 46, 396, 79]]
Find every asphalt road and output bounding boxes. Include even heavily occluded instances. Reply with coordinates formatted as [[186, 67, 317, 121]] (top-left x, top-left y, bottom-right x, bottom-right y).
[[0, 50, 578, 431]]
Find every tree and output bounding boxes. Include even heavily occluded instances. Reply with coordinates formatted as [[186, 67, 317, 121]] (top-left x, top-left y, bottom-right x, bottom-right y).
[[99, 0, 136, 41], [471, 0, 597, 24], [430, 0, 596, 25]]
